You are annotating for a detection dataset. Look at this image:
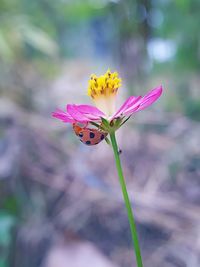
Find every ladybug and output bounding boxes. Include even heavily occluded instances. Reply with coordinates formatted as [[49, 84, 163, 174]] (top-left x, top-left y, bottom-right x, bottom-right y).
[[73, 123, 108, 146]]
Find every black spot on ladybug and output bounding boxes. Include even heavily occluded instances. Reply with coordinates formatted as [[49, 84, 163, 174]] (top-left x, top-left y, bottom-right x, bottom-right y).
[[86, 141, 91, 145], [89, 132, 95, 138], [101, 134, 105, 140], [79, 132, 83, 137]]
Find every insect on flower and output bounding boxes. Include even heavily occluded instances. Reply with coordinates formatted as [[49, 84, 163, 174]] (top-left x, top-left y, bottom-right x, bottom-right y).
[[73, 123, 108, 145], [52, 70, 163, 145]]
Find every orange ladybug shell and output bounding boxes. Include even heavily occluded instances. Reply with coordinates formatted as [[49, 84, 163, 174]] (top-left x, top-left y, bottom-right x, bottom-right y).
[[73, 124, 107, 146]]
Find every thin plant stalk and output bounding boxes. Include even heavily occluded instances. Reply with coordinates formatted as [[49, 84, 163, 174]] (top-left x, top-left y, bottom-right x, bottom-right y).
[[110, 132, 144, 267]]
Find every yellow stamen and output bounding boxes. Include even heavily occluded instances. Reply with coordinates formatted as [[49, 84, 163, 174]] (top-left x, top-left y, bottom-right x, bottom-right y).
[[88, 69, 121, 99], [87, 70, 122, 117]]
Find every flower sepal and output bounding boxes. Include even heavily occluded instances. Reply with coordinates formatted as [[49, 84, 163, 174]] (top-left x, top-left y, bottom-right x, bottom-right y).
[[99, 116, 126, 134]]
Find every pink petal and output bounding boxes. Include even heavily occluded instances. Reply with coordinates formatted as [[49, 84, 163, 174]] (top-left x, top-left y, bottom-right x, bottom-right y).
[[111, 96, 142, 119], [75, 104, 105, 119], [123, 86, 163, 116], [52, 109, 75, 123], [135, 86, 162, 112], [52, 104, 104, 124], [67, 105, 91, 123]]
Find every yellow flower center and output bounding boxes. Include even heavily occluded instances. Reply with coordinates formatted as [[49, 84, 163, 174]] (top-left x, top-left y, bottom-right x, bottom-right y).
[[87, 70, 122, 117]]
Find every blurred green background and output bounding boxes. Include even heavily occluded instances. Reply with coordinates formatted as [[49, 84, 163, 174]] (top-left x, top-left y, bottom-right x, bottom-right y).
[[0, 1, 200, 267]]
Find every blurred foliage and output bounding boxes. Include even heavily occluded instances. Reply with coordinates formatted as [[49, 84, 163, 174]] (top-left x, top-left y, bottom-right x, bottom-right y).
[[184, 99, 200, 121], [0, 0, 199, 71], [154, 0, 200, 72], [0, 211, 16, 267], [0, 211, 15, 246], [0, 15, 58, 61]]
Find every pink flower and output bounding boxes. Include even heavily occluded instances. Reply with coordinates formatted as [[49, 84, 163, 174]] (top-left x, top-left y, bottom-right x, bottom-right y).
[[53, 71, 162, 125], [52, 70, 162, 145]]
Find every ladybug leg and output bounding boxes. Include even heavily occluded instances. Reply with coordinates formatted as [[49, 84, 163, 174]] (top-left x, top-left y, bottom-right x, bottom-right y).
[[83, 122, 89, 129], [104, 136, 111, 145]]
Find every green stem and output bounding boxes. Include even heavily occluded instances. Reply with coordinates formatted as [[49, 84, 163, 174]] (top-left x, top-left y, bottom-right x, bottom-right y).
[[110, 132, 144, 267]]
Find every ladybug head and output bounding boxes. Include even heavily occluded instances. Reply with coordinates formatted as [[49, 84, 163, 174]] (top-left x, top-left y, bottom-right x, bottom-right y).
[[72, 123, 83, 136]]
